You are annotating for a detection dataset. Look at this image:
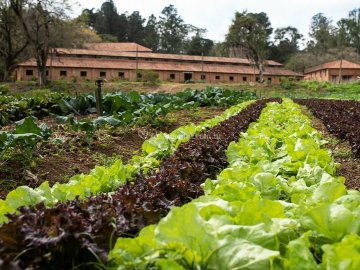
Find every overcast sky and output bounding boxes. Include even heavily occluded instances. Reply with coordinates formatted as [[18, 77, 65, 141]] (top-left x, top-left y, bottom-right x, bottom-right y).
[[74, 0, 359, 44]]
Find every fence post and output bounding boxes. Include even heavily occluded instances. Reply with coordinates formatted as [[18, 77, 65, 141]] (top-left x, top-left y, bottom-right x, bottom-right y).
[[95, 78, 104, 117]]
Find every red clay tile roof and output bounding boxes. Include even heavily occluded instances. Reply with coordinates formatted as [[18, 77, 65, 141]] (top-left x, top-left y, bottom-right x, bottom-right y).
[[305, 60, 360, 73], [83, 43, 152, 52], [53, 48, 283, 67], [18, 57, 303, 77]]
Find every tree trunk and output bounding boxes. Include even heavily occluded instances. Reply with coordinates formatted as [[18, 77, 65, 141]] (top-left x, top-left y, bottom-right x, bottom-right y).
[[258, 62, 265, 83], [10, 0, 50, 87], [2, 69, 10, 82], [36, 48, 48, 87], [37, 61, 47, 87], [3, 57, 13, 81]]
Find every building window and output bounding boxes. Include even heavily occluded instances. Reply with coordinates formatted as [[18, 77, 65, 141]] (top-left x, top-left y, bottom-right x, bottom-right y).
[[60, 70, 67, 77], [137, 72, 142, 79], [215, 75, 220, 80], [242, 76, 247, 82], [118, 72, 125, 79], [200, 74, 206, 80], [184, 72, 192, 81], [46, 70, 49, 76], [268, 77, 272, 82], [100, 71, 106, 77], [229, 76, 234, 81], [80, 71, 87, 77], [26, 69, 33, 76], [342, 75, 352, 81], [169, 73, 175, 80], [331, 75, 337, 82], [256, 77, 260, 82]]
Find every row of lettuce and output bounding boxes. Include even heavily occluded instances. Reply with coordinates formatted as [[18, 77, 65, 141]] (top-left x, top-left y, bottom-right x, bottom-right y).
[[108, 99, 359, 270], [0, 100, 255, 224]]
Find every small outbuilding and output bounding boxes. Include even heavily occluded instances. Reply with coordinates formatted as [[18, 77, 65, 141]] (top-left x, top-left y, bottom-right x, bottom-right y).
[[304, 59, 360, 82]]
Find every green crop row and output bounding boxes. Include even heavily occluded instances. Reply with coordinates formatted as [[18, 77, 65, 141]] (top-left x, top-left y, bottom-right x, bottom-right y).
[[55, 88, 257, 138], [0, 88, 257, 127], [0, 92, 65, 125], [108, 99, 359, 270], [0, 100, 255, 224]]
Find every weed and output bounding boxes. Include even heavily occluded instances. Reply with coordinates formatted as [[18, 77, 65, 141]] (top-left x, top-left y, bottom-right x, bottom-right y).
[[334, 148, 353, 158]]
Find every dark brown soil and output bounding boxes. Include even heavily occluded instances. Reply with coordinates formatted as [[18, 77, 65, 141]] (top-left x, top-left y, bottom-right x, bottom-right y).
[[0, 107, 225, 199], [301, 106, 360, 191]]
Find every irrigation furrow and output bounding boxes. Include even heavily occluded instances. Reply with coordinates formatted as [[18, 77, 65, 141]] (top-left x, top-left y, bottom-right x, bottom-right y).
[[0, 99, 276, 269]]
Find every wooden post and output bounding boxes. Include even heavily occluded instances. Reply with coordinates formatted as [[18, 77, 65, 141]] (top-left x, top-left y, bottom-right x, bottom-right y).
[[135, 45, 139, 81], [95, 79, 103, 116], [338, 58, 343, 84]]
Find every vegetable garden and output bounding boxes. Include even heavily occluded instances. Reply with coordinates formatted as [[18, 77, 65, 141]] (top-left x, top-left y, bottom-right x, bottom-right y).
[[0, 87, 359, 269], [0, 88, 255, 194]]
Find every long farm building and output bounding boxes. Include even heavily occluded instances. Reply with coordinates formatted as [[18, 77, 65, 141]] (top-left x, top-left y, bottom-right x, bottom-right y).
[[14, 43, 303, 83]]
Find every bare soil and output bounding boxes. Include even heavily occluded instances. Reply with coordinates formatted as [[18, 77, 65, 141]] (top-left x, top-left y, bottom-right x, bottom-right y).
[[0, 107, 225, 199], [301, 106, 360, 191]]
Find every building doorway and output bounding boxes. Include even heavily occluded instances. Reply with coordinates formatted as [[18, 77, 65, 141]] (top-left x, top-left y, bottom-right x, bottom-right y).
[[184, 72, 193, 81]]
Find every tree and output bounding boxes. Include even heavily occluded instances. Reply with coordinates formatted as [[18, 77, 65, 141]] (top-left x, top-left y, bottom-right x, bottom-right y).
[[226, 11, 273, 82], [94, 0, 127, 41], [286, 47, 359, 73], [335, 19, 350, 83], [52, 21, 102, 48], [210, 42, 230, 57], [116, 13, 128, 42], [0, 0, 28, 81], [185, 30, 214, 56], [10, 0, 71, 86], [341, 8, 360, 60], [158, 5, 188, 53], [77, 8, 97, 28], [269, 26, 303, 63], [127, 11, 145, 44], [57, 10, 103, 48], [308, 13, 336, 55], [143, 14, 160, 51]]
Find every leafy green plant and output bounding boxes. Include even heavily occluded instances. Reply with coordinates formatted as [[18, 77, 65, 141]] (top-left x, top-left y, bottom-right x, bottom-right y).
[[57, 94, 96, 115], [0, 92, 65, 126], [279, 77, 297, 90], [300, 80, 332, 91], [56, 115, 121, 144], [0, 117, 52, 161], [140, 70, 160, 86], [0, 84, 9, 95]]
